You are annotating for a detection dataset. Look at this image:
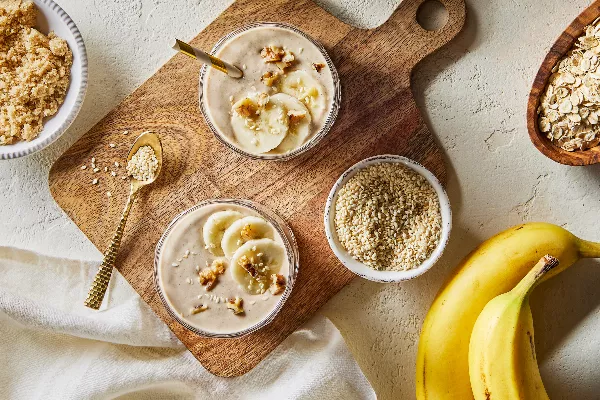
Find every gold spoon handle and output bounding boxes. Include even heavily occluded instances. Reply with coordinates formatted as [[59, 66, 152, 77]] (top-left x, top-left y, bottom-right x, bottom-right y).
[[84, 189, 138, 309]]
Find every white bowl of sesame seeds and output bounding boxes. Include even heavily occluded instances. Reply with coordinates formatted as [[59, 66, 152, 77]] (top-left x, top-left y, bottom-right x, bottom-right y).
[[324, 155, 452, 282]]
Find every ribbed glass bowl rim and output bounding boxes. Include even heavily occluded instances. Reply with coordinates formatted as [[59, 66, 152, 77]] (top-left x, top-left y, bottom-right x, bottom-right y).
[[198, 21, 341, 161], [154, 198, 299, 338]]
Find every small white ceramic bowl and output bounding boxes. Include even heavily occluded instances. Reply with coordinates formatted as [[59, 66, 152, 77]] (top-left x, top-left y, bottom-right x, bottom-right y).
[[0, 0, 88, 160], [324, 155, 452, 282]]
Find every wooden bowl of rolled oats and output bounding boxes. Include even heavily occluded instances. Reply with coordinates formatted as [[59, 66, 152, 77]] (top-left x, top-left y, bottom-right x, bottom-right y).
[[528, 1, 600, 165], [0, 0, 87, 159], [323, 155, 452, 283]]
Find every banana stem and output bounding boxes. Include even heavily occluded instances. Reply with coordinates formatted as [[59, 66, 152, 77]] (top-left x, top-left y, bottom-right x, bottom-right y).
[[579, 239, 600, 258], [512, 255, 560, 298]]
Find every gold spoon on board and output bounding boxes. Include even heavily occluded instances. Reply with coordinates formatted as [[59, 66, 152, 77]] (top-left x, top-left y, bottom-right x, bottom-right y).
[[84, 131, 163, 310]]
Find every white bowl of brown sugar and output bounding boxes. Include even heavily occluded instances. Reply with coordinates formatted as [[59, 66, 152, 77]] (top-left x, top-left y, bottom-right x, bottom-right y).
[[0, 0, 87, 159], [324, 155, 452, 282]]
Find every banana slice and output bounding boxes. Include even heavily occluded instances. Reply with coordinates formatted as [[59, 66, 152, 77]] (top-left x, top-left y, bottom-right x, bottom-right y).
[[230, 93, 289, 153], [202, 210, 243, 256], [278, 70, 327, 121], [221, 216, 274, 259], [230, 238, 285, 294], [269, 93, 312, 153]]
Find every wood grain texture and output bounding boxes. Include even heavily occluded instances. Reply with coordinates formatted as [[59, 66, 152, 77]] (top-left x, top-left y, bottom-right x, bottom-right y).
[[48, 0, 465, 376], [527, 0, 600, 166]]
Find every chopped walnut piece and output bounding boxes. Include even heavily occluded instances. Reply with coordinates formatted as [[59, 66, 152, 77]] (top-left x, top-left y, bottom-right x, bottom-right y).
[[269, 274, 286, 295], [275, 51, 295, 70], [260, 45, 285, 62], [240, 223, 262, 241], [190, 304, 208, 314], [261, 71, 280, 87], [282, 51, 294, 63], [260, 45, 295, 70], [226, 297, 244, 315], [198, 259, 227, 291], [288, 109, 307, 124], [238, 255, 259, 278], [235, 98, 259, 118], [312, 62, 326, 73]]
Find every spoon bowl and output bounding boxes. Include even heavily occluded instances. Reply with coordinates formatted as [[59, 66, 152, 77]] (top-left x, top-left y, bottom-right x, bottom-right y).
[[527, 0, 600, 166], [127, 131, 163, 188]]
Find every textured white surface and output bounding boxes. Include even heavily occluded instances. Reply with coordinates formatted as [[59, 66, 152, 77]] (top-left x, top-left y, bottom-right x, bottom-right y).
[[1, 0, 600, 398]]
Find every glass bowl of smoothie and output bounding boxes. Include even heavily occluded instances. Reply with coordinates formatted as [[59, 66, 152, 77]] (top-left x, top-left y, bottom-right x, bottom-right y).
[[154, 199, 299, 338], [199, 22, 341, 160]]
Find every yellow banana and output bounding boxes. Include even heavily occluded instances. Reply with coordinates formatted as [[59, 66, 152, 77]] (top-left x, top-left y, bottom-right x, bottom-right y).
[[416, 222, 600, 400], [469, 255, 557, 400]]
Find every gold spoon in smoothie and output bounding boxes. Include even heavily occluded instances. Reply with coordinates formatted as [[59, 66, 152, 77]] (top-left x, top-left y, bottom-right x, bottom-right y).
[[84, 131, 163, 309], [172, 39, 243, 78]]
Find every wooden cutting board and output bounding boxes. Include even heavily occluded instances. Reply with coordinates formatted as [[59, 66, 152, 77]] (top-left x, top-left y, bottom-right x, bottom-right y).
[[49, 0, 465, 377]]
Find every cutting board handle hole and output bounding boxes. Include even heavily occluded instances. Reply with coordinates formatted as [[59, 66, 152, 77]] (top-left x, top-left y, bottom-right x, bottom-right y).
[[416, 0, 449, 31]]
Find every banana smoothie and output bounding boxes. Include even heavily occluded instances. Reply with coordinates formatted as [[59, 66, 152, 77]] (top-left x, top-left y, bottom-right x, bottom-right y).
[[156, 201, 291, 336], [201, 23, 338, 157]]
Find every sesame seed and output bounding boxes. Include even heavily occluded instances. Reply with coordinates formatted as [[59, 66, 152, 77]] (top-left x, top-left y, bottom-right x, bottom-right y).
[[122, 130, 128, 135], [109, 143, 116, 148], [106, 191, 111, 197], [114, 162, 120, 167], [92, 178, 98, 185], [80, 165, 87, 170], [110, 171, 116, 177], [126, 145, 158, 181], [93, 168, 100, 173]]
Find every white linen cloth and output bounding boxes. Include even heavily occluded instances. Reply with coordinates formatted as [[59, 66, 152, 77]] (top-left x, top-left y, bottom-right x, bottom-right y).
[[0, 246, 375, 399]]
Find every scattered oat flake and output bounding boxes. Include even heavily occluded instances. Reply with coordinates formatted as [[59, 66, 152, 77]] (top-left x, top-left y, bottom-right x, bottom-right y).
[[171, 262, 179, 267]]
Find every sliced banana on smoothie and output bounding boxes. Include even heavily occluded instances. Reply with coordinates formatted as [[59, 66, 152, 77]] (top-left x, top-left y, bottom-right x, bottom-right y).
[[202, 210, 243, 256], [230, 238, 285, 294], [221, 216, 275, 259], [231, 93, 289, 153], [269, 93, 312, 153], [278, 70, 327, 122]]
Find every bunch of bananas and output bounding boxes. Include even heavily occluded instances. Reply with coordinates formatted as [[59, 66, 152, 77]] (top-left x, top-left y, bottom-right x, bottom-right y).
[[416, 222, 600, 400]]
